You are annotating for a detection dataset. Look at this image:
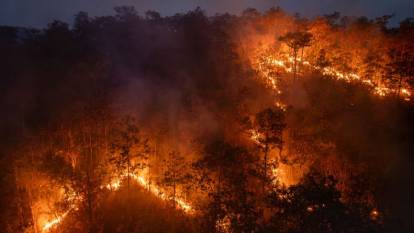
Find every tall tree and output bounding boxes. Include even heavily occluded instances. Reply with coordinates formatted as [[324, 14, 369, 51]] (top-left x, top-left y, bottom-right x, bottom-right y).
[[160, 151, 192, 208], [110, 116, 150, 195], [194, 140, 262, 233], [388, 18, 414, 98], [255, 107, 286, 187], [279, 31, 313, 79]]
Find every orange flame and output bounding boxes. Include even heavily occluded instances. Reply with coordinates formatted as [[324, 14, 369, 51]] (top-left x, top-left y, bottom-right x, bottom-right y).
[[41, 170, 193, 232]]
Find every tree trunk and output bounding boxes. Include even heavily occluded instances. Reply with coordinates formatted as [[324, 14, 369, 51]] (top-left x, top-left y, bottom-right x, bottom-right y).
[[293, 49, 298, 80], [29, 150, 39, 233], [173, 179, 176, 208], [300, 47, 304, 74], [263, 135, 269, 192], [398, 75, 403, 99], [279, 133, 283, 159], [127, 154, 130, 195], [149, 141, 157, 192], [217, 168, 221, 196], [87, 131, 94, 233]]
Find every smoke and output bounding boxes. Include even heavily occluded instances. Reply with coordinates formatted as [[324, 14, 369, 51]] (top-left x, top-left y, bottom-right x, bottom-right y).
[[90, 16, 274, 159]]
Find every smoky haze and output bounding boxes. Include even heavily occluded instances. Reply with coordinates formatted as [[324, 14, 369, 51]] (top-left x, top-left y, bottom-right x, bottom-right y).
[[1, 0, 414, 28]]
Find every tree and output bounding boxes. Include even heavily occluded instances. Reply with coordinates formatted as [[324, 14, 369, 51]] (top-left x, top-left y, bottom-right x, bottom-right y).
[[264, 171, 381, 233], [362, 51, 384, 85], [242, 8, 261, 20], [160, 151, 192, 208], [255, 107, 286, 186], [114, 6, 138, 21], [110, 116, 150, 195], [315, 49, 330, 70], [324, 12, 341, 27], [35, 120, 110, 233], [73, 11, 90, 32], [145, 10, 161, 21], [279, 31, 313, 79], [194, 140, 262, 233], [388, 18, 414, 98]]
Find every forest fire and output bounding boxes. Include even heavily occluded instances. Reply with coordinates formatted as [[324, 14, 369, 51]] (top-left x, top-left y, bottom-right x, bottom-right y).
[[1, 4, 414, 233]]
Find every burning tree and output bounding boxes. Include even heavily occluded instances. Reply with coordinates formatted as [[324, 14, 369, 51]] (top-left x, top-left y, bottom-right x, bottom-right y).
[[279, 31, 313, 79], [255, 107, 286, 186]]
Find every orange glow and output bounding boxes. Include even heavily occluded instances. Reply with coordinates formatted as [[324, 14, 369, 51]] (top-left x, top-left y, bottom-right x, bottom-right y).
[[41, 169, 193, 232], [248, 129, 302, 186], [370, 209, 380, 220], [215, 215, 231, 233], [253, 52, 412, 101], [127, 171, 193, 213], [249, 129, 263, 145], [42, 211, 69, 232]]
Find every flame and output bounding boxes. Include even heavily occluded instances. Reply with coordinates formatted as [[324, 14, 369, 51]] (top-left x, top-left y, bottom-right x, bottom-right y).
[[42, 211, 69, 232], [249, 129, 263, 145], [215, 215, 231, 233], [128, 172, 193, 213], [254, 53, 412, 101], [103, 170, 193, 213], [41, 170, 193, 232], [370, 208, 380, 221]]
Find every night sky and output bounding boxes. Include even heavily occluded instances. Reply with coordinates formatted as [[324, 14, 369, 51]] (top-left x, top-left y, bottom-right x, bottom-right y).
[[1, 0, 413, 28]]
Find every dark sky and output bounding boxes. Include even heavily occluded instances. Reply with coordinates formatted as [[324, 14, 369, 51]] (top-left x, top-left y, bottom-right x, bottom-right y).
[[1, 0, 413, 28]]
